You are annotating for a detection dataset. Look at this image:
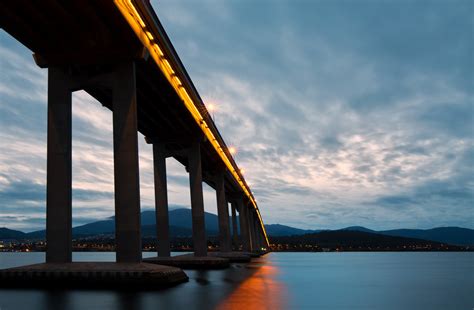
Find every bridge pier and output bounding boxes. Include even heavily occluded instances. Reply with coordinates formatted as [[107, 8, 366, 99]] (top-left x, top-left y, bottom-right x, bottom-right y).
[[253, 220, 259, 251], [152, 142, 170, 257], [238, 198, 251, 252], [231, 202, 239, 250], [188, 141, 207, 257], [249, 210, 257, 252], [255, 220, 262, 251], [112, 62, 142, 263], [204, 193, 251, 263], [257, 220, 263, 250], [215, 170, 232, 253], [144, 139, 230, 268], [256, 223, 263, 251], [15, 62, 189, 287], [46, 68, 72, 263], [46, 62, 144, 263]]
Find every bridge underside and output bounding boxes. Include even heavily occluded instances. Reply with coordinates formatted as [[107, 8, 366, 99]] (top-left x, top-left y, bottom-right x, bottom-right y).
[[1, 0, 244, 192]]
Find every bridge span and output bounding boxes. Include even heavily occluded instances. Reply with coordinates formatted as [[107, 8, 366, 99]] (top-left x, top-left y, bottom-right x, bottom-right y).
[[0, 0, 269, 284]]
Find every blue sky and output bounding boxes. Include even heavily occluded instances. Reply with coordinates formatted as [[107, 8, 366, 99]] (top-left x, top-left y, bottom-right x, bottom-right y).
[[0, 0, 473, 232]]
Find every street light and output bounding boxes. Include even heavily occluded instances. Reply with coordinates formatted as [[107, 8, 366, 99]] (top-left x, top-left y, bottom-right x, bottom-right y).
[[207, 103, 216, 121]]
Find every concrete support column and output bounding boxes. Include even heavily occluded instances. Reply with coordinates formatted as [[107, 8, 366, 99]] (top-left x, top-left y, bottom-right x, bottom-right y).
[[254, 221, 260, 251], [259, 224, 265, 249], [238, 199, 251, 252], [112, 62, 142, 263], [256, 223, 263, 250], [152, 143, 170, 257], [231, 202, 239, 250], [189, 141, 207, 257], [215, 170, 231, 252], [249, 210, 257, 252], [46, 68, 72, 263], [261, 230, 266, 249]]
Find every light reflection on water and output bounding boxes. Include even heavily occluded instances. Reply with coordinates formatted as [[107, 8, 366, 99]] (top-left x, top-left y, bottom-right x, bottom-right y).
[[0, 252, 288, 310], [0, 252, 473, 310], [216, 261, 287, 310]]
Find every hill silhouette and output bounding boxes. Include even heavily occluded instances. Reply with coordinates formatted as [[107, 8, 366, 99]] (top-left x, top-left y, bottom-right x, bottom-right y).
[[270, 230, 464, 251], [1, 209, 473, 246]]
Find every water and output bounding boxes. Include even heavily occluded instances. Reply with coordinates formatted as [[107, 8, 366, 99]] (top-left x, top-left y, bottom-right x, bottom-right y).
[[0, 252, 472, 310]]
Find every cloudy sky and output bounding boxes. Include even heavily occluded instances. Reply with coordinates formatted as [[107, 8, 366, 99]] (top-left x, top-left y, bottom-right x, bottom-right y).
[[0, 0, 472, 232]]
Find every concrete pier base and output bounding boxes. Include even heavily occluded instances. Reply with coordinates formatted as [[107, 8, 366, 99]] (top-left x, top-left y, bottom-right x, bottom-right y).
[[0, 262, 188, 289], [259, 250, 271, 256], [247, 252, 262, 258], [144, 254, 229, 269], [208, 251, 251, 263]]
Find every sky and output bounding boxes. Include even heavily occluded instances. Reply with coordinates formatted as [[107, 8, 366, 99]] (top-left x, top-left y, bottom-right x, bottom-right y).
[[0, 0, 473, 232]]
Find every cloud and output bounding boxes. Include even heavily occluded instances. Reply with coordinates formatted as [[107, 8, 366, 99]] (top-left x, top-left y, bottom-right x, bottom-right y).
[[151, 0, 473, 229], [0, 0, 473, 231]]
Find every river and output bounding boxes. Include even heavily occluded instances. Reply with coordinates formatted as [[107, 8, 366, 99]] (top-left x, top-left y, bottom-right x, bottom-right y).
[[0, 252, 472, 309]]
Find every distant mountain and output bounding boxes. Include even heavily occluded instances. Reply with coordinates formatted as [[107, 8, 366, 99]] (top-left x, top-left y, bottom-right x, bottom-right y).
[[340, 226, 375, 233], [0, 228, 26, 239], [264, 224, 317, 236], [270, 230, 463, 250], [74, 220, 116, 236], [168, 208, 220, 232], [24, 219, 116, 239], [2, 209, 473, 246], [141, 224, 195, 238], [378, 227, 474, 246], [338, 226, 474, 246], [24, 230, 46, 239], [21, 208, 221, 239]]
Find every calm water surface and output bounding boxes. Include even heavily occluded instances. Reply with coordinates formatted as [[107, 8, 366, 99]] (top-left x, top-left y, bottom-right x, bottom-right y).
[[0, 252, 472, 310]]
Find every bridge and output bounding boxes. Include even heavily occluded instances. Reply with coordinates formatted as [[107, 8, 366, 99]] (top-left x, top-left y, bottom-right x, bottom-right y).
[[0, 0, 269, 286]]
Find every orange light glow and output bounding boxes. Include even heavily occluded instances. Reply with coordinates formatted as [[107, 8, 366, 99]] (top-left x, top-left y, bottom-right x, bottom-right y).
[[145, 31, 154, 41], [216, 265, 287, 310]]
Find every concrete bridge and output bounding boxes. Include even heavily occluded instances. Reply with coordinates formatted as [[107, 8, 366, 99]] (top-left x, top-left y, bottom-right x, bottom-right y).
[[0, 0, 269, 286]]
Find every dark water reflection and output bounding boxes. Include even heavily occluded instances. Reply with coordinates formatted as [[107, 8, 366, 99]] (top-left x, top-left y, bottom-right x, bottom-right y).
[[0, 252, 472, 310], [0, 252, 287, 310]]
